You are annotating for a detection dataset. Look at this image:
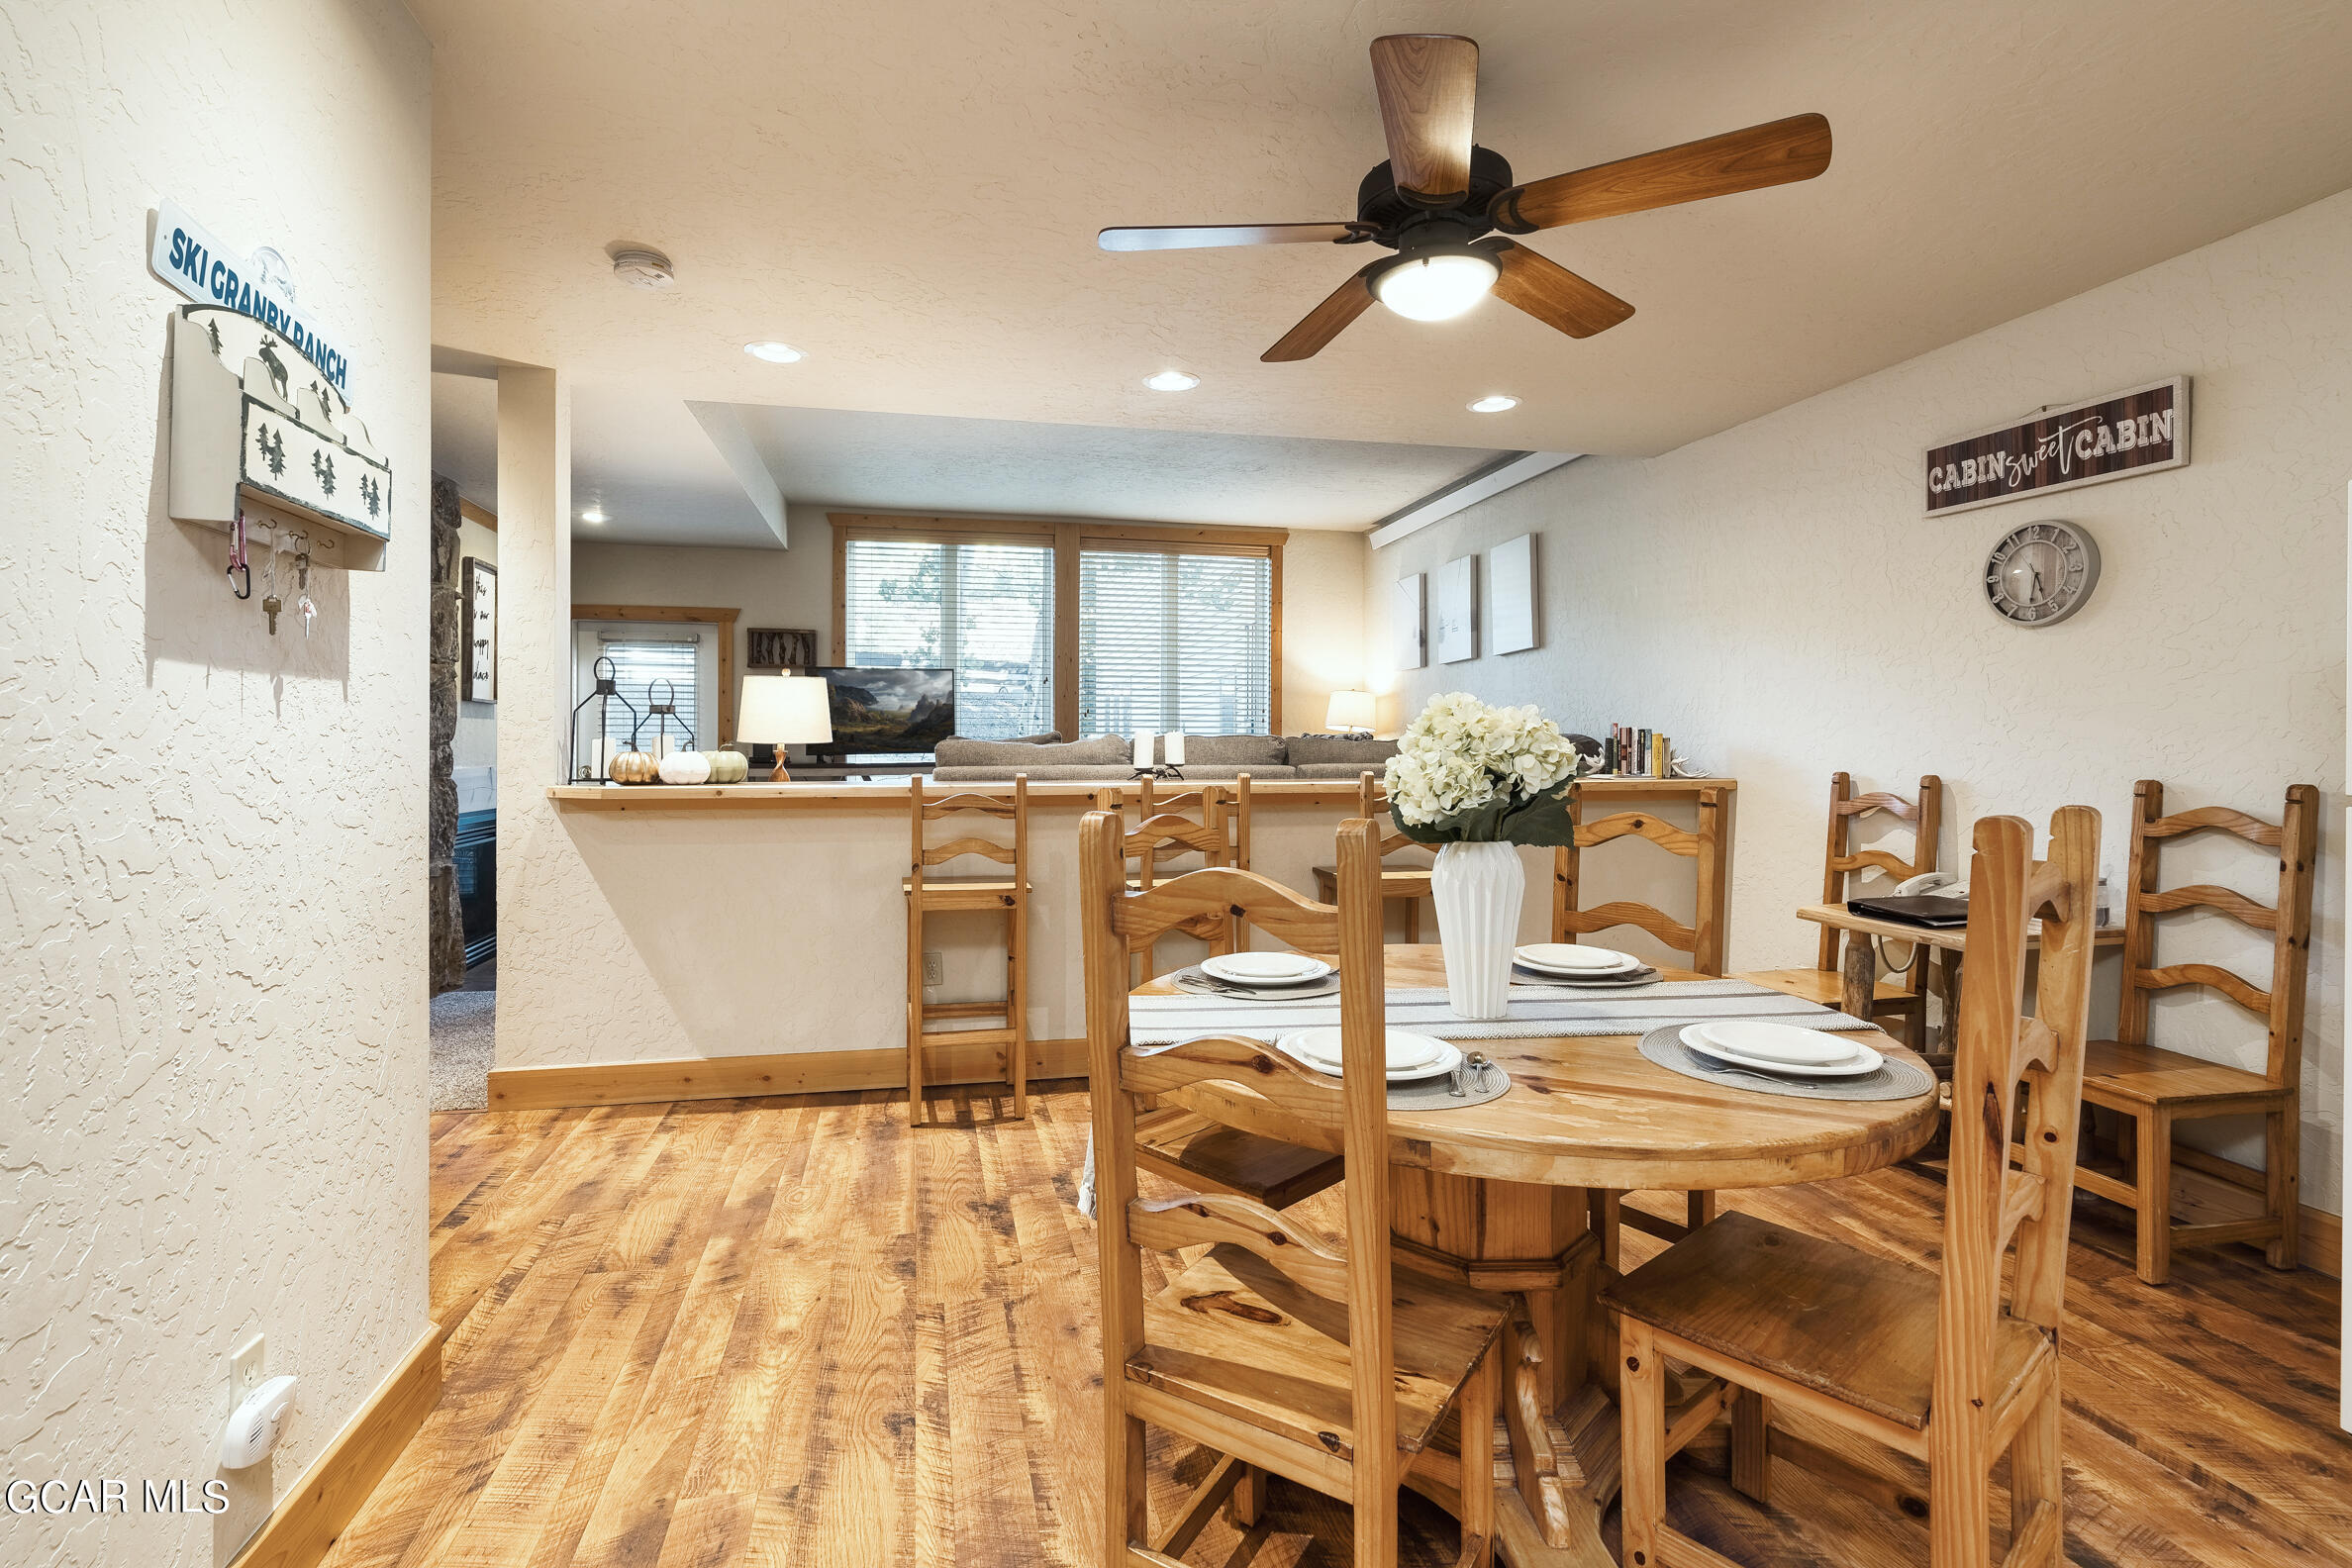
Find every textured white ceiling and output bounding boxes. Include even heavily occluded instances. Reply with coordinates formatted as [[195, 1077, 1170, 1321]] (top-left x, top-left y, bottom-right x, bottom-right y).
[[431, 375, 1496, 541], [413, 1, 2352, 459], [431, 375, 783, 544], [728, 404, 1503, 531]]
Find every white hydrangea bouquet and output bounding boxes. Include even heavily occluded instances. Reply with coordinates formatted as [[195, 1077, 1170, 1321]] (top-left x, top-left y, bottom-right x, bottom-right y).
[[1383, 692, 1584, 846]]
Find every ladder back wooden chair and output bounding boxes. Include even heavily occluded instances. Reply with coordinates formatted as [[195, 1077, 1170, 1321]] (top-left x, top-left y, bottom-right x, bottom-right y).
[[1311, 771, 1435, 940], [1110, 779, 1346, 1211], [903, 775, 1029, 1122], [1556, 786, 1732, 1251], [1741, 771, 1943, 1049], [1606, 806, 2100, 1568], [1082, 813, 1509, 1568], [2075, 779, 2318, 1283], [1109, 775, 1254, 983], [1552, 785, 1731, 974]]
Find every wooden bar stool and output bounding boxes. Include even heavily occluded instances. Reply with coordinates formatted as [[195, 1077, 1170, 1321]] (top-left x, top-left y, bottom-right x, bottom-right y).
[[1312, 771, 1434, 940], [1081, 812, 1507, 1568], [903, 775, 1029, 1122], [1607, 806, 2101, 1568], [1105, 778, 1347, 1209], [1741, 771, 1942, 1051], [2074, 780, 2318, 1283], [1555, 785, 1732, 1255]]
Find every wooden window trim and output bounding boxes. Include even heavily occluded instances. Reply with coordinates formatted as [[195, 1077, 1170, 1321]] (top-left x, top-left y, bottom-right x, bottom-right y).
[[571, 603, 740, 742], [827, 513, 1287, 738]]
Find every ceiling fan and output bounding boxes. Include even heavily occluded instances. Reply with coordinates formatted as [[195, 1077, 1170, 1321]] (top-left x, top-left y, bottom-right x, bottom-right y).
[[1099, 35, 1831, 361]]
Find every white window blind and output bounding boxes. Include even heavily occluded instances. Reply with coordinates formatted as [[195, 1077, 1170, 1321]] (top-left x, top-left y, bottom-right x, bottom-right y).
[[841, 537, 1055, 739], [594, 635, 701, 749], [1079, 546, 1272, 735]]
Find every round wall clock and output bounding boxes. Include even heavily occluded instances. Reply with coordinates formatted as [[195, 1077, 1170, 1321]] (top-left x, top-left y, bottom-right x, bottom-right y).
[[1984, 520, 2101, 627]]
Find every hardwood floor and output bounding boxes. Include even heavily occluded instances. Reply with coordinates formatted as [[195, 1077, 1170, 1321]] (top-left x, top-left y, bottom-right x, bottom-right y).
[[327, 1084, 2348, 1568]]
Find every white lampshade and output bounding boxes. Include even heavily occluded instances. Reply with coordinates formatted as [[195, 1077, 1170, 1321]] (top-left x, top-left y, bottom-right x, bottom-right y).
[[1324, 690, 1376, 733], [737, 675, 833, 745]]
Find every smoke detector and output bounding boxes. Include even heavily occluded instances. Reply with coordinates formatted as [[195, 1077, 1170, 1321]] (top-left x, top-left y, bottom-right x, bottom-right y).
[[610, 247, 676, 290]]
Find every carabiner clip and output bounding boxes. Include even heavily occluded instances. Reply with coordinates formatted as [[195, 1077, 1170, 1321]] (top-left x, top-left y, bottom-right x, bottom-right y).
[[228, 560, 252, 600]]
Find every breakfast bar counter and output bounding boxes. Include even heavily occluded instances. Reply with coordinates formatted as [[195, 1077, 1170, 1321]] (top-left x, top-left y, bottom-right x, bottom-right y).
[[497, 776, 1737, 1106]]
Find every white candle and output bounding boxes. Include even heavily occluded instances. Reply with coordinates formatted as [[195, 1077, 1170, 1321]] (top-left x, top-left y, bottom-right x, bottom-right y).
[[1165, 731, 1185, 765], [1132, 731, 1154, 768]]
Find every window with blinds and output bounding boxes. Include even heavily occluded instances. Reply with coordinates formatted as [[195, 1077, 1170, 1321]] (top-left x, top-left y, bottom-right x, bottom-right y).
[[594, 635, 700, 748], [1078, 546, 1272, 735], [840, 537, 1055, 739]]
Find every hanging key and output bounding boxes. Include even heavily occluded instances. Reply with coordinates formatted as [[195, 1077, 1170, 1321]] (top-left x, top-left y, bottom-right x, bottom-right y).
[[262, 593, 282, 635]]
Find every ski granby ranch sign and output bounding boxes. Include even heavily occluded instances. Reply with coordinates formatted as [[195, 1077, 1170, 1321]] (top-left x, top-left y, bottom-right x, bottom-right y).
[[1923, 377, 2188, 516]]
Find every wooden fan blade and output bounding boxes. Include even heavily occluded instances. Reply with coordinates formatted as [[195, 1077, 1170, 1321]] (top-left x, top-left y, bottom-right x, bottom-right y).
[[1491, 112, 1831, 233], [1262, 268, 1377, 361], [1487, 241, 1634, 339], [1369, 34, 1479, 205], [1098, 222, 1364, 252]]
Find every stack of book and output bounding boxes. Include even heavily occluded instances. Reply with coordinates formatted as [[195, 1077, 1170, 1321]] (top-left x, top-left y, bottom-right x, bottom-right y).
[[1602, 725, 1674, 778]]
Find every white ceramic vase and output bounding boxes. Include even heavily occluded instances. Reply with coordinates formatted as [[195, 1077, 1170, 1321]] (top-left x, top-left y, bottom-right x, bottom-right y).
[[1429, 840, 1524, 1021]]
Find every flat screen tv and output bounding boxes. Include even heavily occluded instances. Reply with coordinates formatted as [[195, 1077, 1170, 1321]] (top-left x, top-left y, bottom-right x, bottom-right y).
[[809, 666, 955, 754]]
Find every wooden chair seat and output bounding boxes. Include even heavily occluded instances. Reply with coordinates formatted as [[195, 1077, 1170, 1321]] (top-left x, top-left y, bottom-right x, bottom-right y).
[[901, 874, 1029, 910], [1604, 1211, 2049, 1432], [1132, 1109, 1344, 1210], [2082, 1037, 2288, 1110], [1131, 1242, 1511, 1460], [1737, 966, 1923, 1012]]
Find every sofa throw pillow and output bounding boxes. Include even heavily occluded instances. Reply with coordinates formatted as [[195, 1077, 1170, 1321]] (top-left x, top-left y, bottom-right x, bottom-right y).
[[1285, 735, 1400, 766], [1179, 734, 1289, 768], [932, 733, 1129, 767]]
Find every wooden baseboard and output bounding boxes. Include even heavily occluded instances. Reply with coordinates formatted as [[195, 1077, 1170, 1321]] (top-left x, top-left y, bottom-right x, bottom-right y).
[[487, 1036, 1090, 1111], [229, 1323, 441, 1568]]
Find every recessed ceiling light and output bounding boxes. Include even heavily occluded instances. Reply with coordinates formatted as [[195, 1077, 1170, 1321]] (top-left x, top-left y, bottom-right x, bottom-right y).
[[1468, 395, 1519, 414], [1144, 369, 1200, 392], [744, 341, 805, 363], [580, 508, 609, 524]]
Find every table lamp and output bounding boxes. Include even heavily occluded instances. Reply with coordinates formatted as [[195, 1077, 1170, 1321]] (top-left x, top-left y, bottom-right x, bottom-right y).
[[736, 675, 833, 781], [1324, 690, 1376, 736]]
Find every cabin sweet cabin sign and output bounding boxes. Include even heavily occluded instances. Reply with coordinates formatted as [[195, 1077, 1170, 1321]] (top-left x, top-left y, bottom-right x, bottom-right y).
[[1923, 377, 2188, 516]]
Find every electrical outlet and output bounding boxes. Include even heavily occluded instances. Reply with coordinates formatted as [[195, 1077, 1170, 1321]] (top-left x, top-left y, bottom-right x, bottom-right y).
[[923, 950, 944, 987], [231, 1334, 265, 1402]]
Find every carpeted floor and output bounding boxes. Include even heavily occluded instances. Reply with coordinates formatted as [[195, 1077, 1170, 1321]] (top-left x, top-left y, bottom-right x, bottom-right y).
[[429, 987, 494, 1111]]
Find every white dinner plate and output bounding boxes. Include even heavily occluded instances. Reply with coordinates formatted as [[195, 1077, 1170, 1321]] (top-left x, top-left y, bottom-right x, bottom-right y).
[[1514, 963, 1658, 987], [1201, 951, 1333, 986], [1690, 1020, 1859, 1065], [1279, 1028, 1461, 1081], [1679, 1025, 1883, 1078], [1513, 943, 1640, 976]]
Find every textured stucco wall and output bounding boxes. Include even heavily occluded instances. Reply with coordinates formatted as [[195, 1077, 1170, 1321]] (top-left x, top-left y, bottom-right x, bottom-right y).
[[1369, 192, 2349, 1213], [0, 3, 434, 1563]]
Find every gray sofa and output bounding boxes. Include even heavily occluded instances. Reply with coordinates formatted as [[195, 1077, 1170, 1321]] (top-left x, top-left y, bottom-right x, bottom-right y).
[[931, 732, 1397, 781]]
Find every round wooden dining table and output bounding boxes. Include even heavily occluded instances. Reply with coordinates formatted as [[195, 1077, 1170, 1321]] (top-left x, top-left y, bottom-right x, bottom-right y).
[[1141, 944, 1939, 1567]]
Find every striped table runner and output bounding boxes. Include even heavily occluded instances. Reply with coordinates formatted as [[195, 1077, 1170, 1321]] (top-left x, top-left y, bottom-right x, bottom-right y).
[[1127, 978, 1871, 1045]]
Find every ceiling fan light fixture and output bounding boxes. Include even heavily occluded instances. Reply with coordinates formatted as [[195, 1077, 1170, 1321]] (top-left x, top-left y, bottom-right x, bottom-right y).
[[1144, 369, 1200, 391], [1468, 394, 1519, 413], [1370, 246, 1498, 322]]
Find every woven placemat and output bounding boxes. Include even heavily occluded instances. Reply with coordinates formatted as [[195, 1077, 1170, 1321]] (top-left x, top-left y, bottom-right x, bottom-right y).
[[1266, 1041, 1514, 1110], [1637, 1025, 1934, 1103]]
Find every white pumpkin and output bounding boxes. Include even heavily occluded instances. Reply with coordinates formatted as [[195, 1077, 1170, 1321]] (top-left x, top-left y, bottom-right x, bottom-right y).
[[657, 748, 713, 786]]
